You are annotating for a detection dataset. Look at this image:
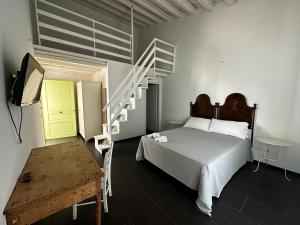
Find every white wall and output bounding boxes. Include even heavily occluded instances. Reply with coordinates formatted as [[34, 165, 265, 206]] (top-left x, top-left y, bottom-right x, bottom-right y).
[[138, 0, 300, 173], [107, 61, 146, 141], [0, 1, 45, 224]]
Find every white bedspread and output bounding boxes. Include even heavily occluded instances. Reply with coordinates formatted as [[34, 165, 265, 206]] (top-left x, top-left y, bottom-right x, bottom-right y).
[[136, 127, 250, 216]]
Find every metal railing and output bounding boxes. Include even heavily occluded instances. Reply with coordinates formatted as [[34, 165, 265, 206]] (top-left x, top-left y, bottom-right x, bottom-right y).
[[103, 38, 176, 130], [34, 0, 133, 63]]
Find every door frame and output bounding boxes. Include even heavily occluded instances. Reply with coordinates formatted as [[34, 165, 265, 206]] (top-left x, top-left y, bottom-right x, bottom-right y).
[[148, 78, 163, 131], [41, 79, 77, 140]]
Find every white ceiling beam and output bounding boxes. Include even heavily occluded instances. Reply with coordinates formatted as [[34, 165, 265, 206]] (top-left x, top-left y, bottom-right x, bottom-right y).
[[114, 0, 163, 23], [223, 0, 238, 5], [132, 0, 173, 21], [171, 0, 197, 14], [195, 0, 215, 11], [98, 0, 153, 25], [74, 0, 146, 26], [150, 0, 184, 18]]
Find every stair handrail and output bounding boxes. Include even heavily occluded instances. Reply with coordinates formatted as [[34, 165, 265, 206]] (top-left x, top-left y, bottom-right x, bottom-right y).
[[103, 38, 158, 112], [103, 37, 175, 133], [109, 48, 155, 125], [109, 46, 155, 112]]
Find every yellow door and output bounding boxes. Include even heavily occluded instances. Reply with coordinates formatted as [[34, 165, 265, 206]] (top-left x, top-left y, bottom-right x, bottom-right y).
[[41, 80, 77, 140]]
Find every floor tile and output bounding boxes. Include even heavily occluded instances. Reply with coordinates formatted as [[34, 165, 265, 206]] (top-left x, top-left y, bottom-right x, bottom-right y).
[[287, 200, 300, 221], [236, 162, 259, 184], [135, 173, 171, 201], [249, 185, 287, 213], [217, 185, 246, 211], [240, 197, 280, 225], [157, 190, 217, 225], [282, 179, 300, 203], [101, 197, 131, 225], [255, 166, 292, 193], [119, 189, 175, 225], [226, 175, 255, 196], [212, 200, 258, 225], [110, 162, 139, 199], [264, 212, 297, 225]]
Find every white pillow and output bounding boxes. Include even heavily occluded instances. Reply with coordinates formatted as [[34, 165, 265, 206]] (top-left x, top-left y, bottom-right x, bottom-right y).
[[183, 117, 211, 131], [208, 118, 249, 139]]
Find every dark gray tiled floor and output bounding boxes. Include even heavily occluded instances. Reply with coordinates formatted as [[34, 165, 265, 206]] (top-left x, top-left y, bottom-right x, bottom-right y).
[[34, 137, 300, 225]]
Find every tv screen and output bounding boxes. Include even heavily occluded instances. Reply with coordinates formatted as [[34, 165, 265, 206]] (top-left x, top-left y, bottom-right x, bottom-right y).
[[11, 53, 45, 106]]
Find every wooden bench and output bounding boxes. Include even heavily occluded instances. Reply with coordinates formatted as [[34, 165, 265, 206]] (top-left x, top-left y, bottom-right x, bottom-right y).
[[3, 141, 103, 225]]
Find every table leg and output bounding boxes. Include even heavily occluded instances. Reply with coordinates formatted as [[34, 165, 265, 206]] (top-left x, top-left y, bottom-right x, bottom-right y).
[[253, 157, 263, 172], [95, 179, 101, 225], [285, 169, 292, 181], [253, 144, 267, 172], [72, 204, 77, 220], [279, 147, 292, 181]]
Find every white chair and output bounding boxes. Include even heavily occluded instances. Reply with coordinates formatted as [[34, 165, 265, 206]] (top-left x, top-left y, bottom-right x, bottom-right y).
[[72, 142, 114, 220]]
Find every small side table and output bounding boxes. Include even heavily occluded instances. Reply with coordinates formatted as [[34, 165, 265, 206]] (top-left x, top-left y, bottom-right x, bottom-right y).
[[253, 136, 292, 181], [168, 120, 184, 128]]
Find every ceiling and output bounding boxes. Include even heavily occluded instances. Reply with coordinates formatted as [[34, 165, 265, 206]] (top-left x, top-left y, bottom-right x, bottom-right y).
[[72, 0, 238, 27], [37, 57, 103, 79]]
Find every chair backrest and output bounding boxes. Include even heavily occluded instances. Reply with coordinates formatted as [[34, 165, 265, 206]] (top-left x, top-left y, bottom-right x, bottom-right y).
[[103, 142, 114, 186]]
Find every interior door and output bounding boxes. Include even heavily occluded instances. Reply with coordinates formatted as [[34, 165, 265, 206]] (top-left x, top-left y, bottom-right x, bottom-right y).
[[146, 84, 159, 132], [41, 80, 77, 140]]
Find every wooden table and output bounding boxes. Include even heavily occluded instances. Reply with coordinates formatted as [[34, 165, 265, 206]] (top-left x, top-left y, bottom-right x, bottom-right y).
[[3, 141, 103, 225]]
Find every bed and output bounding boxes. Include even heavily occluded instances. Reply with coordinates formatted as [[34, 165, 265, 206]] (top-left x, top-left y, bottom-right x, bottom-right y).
[[136, 93, 257, 216]]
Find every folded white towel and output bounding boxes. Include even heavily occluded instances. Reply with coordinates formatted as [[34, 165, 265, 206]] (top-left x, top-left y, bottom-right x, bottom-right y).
[[147, 132, 160, 138], [154, 136, 168, 143]]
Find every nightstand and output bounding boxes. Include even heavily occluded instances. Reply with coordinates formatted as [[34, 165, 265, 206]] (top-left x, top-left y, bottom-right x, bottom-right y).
[[253, 136, 292, 181]]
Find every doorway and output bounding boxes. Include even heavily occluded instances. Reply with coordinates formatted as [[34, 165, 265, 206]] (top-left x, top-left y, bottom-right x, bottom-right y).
[[146, 83, 160, 132], [36, 56, 106, 145], [41, 80, 77, 140]]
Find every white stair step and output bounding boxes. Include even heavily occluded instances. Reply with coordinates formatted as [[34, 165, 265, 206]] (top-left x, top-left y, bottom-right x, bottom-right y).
[[124, 97, 136, 110], [116, 108, 128, 122], [124, 103, 131, 109], [111, 121, 120, 134], [154, 72, 168, 77], [98, 144, 111, 150], [111, 110, 126, 122], [146, 68, 155, 79], [111, 126, 119, 135], [116, 114, 127, 122], [103, 121, 120, 135], [102, 124, 108, 136], [94, 131, 111, 154], [135, 87, 143, 99], [139, 77, 148, 89], [102, 123, 119, 135], [116, 114, 123, 121], [155, 68, 173, 74], [131, 88, 142, 99], [94, 134, 107, 141]]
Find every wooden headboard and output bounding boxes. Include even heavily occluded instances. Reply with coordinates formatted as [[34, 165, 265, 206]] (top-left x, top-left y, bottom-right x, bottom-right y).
[[190, 94, 215, 119], [216, 93, 257, 129], [190, 93, 257, 145]]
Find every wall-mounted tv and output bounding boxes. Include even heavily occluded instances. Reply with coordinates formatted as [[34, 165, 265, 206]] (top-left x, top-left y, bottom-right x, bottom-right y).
[[11, 53, 45, 106]]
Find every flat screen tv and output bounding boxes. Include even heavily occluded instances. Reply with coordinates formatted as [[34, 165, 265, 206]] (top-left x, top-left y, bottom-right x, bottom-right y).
[[11, 53, 45, 106]]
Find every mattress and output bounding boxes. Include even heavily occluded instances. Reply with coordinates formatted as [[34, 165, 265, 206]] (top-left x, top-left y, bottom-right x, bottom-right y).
[[136, 127, 250, 216]]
